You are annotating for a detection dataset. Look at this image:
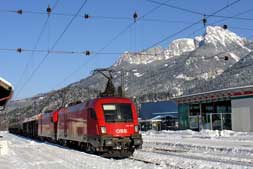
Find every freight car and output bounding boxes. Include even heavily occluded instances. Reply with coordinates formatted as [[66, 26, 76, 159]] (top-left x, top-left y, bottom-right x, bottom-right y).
[[9, 97, 143, 158], [22, 114, 40, 138]]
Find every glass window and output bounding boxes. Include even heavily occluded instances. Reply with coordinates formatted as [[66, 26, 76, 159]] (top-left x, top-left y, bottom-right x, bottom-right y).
[[189, 104, 200, 116], [102, 104, 133, 123], [178, 104, 189, 129], [89, 108, 97, 120], [216, 101, 231, 114]]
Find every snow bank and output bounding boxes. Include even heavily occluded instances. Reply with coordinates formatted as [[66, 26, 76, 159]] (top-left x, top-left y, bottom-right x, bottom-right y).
[[0, 141, 9, 155], [143, 129, 253, 138]]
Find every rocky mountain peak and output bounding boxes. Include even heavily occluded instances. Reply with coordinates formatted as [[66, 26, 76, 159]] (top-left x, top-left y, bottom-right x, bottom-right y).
[[5, 26, 253, 125], [114, 26, 248, 66], [167, 38, 196, 57], [114, 38, 197, 66], [113, 47, 164, 66], [202, 26, 246, 48]]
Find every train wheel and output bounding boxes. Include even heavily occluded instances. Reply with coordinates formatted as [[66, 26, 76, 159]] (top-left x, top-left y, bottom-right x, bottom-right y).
[[102, 149, 134, 158], [86, 144, 96, 154]]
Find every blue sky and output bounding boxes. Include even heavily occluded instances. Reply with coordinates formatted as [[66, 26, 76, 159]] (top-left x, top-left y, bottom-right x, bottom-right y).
[[0, 0, 253, 100]]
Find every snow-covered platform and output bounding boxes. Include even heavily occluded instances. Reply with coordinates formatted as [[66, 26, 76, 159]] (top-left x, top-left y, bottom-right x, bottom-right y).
[[0, 130, 253, 169], [0, 132, 157, 169]]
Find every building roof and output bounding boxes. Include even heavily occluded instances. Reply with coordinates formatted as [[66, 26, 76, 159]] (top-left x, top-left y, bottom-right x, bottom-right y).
[[0, 77, 13, 108], [140, 113, 178, 122], [0, 77, 13, 90], [140, 101, 177, 119], [151, 114, 177, 120], [174, 85, 253, 103]]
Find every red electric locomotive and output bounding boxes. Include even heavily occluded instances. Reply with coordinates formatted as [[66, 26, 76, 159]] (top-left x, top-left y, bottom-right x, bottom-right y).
[[57, 97, 142, 157], [8, 69, 143, 157], [11, 97, 142, 157], [38, 110, 59, 141]]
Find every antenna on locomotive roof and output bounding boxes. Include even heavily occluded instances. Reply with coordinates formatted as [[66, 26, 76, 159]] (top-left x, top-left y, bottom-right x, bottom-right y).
[[93, 68, 124, 97]]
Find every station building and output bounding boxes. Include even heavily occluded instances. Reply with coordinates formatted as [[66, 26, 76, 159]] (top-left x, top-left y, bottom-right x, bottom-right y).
[[139, 112, 178, 131], [174, 85, 253, 132]]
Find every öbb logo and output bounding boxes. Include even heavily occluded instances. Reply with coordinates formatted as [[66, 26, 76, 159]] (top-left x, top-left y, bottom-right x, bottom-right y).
[[115, 129, 127, 134]]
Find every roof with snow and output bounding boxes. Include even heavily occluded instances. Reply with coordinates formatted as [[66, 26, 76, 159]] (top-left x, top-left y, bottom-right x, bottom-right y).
[[151, 114, 178, 120], [0, 77, 13, 108], [174, 85, 253, 103]]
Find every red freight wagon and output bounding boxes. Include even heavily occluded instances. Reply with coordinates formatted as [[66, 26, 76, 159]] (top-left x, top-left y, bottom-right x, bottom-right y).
[[22, 114, 40, 138]]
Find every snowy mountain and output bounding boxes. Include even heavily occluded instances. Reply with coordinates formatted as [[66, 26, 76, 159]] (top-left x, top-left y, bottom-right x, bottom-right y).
[[187, 51, 253, 93], [114, 38, 196, 66], [2, 26, 253, 127], [107, 26, 250, 97], [167, 38, 196, 57], [115, 26, 248, 66], [202, 26, 247, 48], [114, 47, 164, 65]]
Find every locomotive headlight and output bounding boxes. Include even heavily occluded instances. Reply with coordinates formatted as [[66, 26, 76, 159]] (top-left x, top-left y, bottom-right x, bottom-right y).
[[101, 126, 107, 134], [134, 125, 139, 133]]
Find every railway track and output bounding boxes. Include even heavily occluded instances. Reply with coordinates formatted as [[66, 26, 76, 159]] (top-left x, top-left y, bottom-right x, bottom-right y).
[[138, 148, 253, 168], [129, 157, 184, 169], [144, 141, 253, 155]]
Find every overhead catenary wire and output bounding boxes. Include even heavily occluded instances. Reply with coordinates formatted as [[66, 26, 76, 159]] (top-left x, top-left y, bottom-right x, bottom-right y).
[[209, 14, 253, 21], [146, 0, 204, 16], [12, 0, 245, 99], [52, 0, 60, 10], [15, 1, 59, 93], [51, 0, 243, 91], [50, 0, 243, 96], [50, 0, 175, 89], [130, 35, 253, 83], [2, 23, 253, 57], [143, 20, 202, 51], [15, 0, 88, 98], [47, 38, 250, 98], [142, 0, 242, 51], [120, 0, 245, 84], [2, 8, 250, 56], [92, 0, 176, 54], [15, 17, 50, 89], [146, 0, 251, 22], [190, 7, 253, 36], [28, 31, 253, 93], [2, 3, 253, 22], [0, 47, 168, 56]]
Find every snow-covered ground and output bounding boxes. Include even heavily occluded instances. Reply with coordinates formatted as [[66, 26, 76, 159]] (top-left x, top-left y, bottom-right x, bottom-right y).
[[0, 130, 253, 169], [138, 130, 253, 169]]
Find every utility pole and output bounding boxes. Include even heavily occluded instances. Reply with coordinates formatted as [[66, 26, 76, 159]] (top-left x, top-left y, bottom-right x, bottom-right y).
[[120, 69, 125, 97]]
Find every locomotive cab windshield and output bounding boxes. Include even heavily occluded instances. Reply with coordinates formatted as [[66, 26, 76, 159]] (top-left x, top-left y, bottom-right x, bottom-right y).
[[103, 104, 133, 123]]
